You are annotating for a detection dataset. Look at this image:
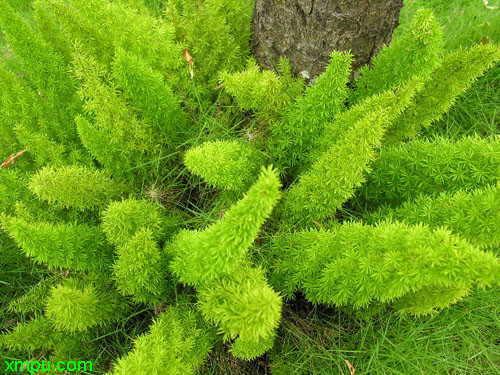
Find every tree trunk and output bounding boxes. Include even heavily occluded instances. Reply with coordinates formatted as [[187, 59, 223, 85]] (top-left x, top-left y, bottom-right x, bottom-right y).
[[252, 0, 404, 80]]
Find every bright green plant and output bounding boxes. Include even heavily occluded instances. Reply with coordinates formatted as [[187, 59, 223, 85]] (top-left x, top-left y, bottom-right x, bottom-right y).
[[363, 183, 500, 249], [220, 57, 305, 121], [184, 139, 266, 193], [112, 47, 188, 145], [112, 228, 170, 304], [384, 43, 500, 144], [0, 1, 499, 373], [269, 51, 353, 174], [101, 198, 168, 246], [349, 8, 444, 105], [168, 166, 281, 286], [355, 135, 500, 208], [0, 216, 114, 271], [45, 275, 129, 333], [280, 77, 422, 227], [165, 0, 254, 95], [109, 306, 216, 375], [269, 221, 500, 315], [29, 165, 129, 210]]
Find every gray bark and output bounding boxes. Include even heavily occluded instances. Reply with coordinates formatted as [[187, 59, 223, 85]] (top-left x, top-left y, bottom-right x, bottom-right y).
[[252, 0, 404, 79]]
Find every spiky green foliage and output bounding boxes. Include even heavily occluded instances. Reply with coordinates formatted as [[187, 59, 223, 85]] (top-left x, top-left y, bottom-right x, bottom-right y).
[[0, 169, 31, 216], [112, 48, 188, 144], [101, 198, 168, 247], [315, 75, 424, 161], [364, 183, 500, 249], [0, 64, 78, 167], [0, 67, 23, 158], [8, 276, 59, 314], [230, 334, 275, 361], [33, 0, 73, 64], [350, 8, 444, 105], [0, 0, 79, 126], [0, 216, 113, 271], [0, 317, 63, 351], [29, 165, 128, 210], [270, 221, 500, 314], [269, 51, 353, 174], [165, 0, 254, 93], [280, 79, 422, 227], [45, 275, 129, 333], [0, 169, 92, 240], [198, 265, 281, 358], [275, 56, 307, 103], [0, 315, 94, 371], [72, 47, 162, 182], [1, 2, 500, 373], [167, 167, 282, 359], [43, 0, 183, 79], [220, 57, 294, 120], [0, 168, 94, 225], [39, 0, 112, 67], [169, 166, 281, 286], [184, 140, 266, 192], [109, 306, 216, 375], [112, 228, 170, 304], [357, 135, 500, 208], [384, 43, 500, 144]]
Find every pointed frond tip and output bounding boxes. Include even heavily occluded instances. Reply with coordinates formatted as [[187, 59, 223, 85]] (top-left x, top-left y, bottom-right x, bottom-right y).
[[169, 165, 281, 286]]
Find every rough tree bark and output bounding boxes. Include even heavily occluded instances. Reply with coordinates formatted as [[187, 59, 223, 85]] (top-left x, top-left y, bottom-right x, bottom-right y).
[[252, 0, 404, 79]]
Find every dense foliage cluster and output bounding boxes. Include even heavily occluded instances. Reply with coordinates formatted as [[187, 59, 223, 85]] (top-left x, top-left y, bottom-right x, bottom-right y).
[[0, 1, 499, 373]]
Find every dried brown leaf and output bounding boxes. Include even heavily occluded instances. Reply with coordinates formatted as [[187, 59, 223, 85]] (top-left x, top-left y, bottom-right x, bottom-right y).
[[344, 359, 355, 375], [3, 319, 17, 328], [312, 220, 325, 230], [183, 48, 194, 78], [0, 149, 27, 168], [480, 36, 492, 44]]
